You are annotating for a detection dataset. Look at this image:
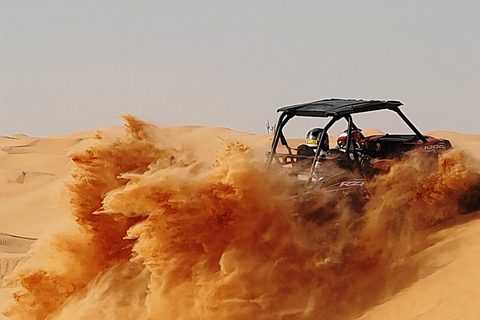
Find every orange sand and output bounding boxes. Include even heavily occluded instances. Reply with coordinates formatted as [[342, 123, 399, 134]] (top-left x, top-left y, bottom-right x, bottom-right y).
[[1, 116, 479, 320]]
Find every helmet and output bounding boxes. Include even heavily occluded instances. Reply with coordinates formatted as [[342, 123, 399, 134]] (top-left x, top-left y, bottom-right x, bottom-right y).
[[337, 131, 348, 152], [337, 129, 363, 152], [306, 128, 329, 150]]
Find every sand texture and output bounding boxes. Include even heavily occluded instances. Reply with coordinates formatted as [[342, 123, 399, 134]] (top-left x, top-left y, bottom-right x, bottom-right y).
[[1, 116, 479, 320]]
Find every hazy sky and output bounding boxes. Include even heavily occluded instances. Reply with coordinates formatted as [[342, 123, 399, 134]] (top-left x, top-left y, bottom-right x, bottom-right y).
[[1, 1, 479, 137]]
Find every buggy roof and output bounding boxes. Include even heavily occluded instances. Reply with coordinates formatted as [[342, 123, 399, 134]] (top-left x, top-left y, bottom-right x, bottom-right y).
[[277, 98, 403, 117]]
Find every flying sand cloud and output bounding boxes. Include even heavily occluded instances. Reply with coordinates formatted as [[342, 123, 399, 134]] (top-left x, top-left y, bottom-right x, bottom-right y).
[[1, 116, 480, 320]]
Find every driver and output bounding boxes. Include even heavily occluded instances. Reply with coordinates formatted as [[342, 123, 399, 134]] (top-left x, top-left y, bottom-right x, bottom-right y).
[[297, 128, 329, 159], [306, 128, 329, 151]]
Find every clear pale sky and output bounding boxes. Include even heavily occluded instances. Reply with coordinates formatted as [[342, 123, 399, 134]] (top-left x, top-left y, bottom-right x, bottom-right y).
[[1, 1, 479, 137]]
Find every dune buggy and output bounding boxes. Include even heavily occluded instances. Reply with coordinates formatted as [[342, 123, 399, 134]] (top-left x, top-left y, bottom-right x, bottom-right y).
[[265, 98, 458, 221]]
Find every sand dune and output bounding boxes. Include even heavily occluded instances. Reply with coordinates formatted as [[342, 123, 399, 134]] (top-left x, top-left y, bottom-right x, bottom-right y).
[[0, 116, 479, 320], [357, 218, 480, 319]]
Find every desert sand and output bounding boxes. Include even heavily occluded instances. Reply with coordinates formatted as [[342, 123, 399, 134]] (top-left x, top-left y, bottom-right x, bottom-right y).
[[1, 116, 479, 320]]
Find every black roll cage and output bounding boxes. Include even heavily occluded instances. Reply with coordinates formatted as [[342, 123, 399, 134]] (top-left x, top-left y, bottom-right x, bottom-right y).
[[266, 99, 426, 179]]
